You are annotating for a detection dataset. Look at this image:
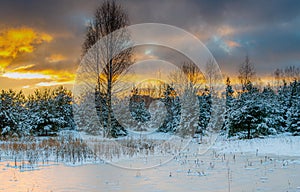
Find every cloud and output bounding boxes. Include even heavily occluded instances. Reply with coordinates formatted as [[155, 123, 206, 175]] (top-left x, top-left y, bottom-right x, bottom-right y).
[[0, 26, 76, 88], [0, 0, 300, 90], [46, 54, 67, 63], [2, 72, 51, 79], [35, 81, 73, 87], [0, 27, 76, 88], [0, 27, 52, 58], [11, 64, 35, 72], [225, 40, 240, 48], [217, 25, 236, 37], [0, 27, 52, 69]]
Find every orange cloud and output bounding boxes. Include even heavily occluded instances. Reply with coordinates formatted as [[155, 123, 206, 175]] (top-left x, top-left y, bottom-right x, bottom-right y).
[[11, 64, 36, 72], [217, 25, 236, 36], [225, 40, 240, 48], [0, 27, 67, 91], [0, 27, 52, 69], [33, 70, 75, 88], [1, 63, 75, 90]]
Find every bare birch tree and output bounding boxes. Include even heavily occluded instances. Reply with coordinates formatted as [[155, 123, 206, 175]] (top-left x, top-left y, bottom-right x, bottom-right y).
[[238, 55, 256, 91], [81, 0, 133, 137]]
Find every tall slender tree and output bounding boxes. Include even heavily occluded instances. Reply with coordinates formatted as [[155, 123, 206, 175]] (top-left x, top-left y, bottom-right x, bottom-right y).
[[238, 55, 255, 91], [205, 58, 218, 91], [82, 0, 133, 137]]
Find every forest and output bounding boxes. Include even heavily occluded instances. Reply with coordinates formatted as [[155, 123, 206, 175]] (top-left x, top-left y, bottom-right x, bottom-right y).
[[0, 65, 299, 140]]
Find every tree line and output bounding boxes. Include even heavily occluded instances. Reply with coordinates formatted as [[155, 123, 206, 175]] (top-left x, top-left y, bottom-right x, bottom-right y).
[[0, 66, 299, 139], [224, 74, 300, 139], [0, 86, 74, 138]]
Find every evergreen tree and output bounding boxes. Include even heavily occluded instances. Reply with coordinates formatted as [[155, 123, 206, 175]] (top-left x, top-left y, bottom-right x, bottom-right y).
[[0, 90, 28, 137], [225, 77, 234, 108], [129, 87, 151, 124], [197, 89, 211, 136], [228, 84, 268, 139], [177, 83, 198, 137], [26, 87, 75, 136], [288, 107, 300, 135], [287, 80, 300, 135], [95, 89, 127, 137], [223, 78, 235, 132], [158, 85, 181, 133]]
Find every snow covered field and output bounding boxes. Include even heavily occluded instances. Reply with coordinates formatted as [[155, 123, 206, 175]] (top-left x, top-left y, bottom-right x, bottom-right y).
[[1, 135, 300, 192]]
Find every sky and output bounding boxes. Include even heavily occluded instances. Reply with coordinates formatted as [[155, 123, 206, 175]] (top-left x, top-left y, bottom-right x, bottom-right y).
[[0, 0, 299, 92]]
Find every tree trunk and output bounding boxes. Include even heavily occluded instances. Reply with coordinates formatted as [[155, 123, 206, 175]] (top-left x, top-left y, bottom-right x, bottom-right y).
[[247, 127, 250, 139], [106, 59, 113, 138]]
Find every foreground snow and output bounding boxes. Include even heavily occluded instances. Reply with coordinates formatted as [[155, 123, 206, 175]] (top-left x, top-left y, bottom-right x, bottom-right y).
[[213, 134, 300, 157], [1, 135, 300, 192]]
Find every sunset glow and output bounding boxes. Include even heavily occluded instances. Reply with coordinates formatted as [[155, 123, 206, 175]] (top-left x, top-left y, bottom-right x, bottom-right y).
[[0, 27, 52, 59], [2, 72, 51, 79], [0, 1, 299, 92]]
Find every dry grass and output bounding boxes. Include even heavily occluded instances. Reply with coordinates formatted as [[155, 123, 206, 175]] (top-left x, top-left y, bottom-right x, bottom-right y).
[[0, 135, 179, 168]]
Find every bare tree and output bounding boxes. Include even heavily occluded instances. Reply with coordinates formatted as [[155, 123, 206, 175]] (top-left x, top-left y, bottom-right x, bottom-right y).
[[169, 62, 204, 94], [205, 58, 219, 91], [82, 0, 133, 138], [273, 66, 300, 91], [274, 68, 283, 90], [238, 55, 255, 91], [284, 66, 300, 82]]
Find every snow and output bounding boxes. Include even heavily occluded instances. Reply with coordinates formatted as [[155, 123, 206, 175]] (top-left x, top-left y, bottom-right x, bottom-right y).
[[1, 135, 300, 192], [213, 135, 300, 157]]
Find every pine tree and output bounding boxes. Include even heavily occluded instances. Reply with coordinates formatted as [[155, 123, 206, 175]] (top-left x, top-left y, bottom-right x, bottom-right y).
[[287, 80, 300, 135], [0, 90, 28, 137], [158, 85, 181, 133], [228, 84, 268, 139], [129, 87, 151, 131], [223, 78, 235, 132], [225, 77, 234, 108], [26, 87, 75, 136], [74, 91, 101, 135], [52, 86, 75, 130], [95, 89, 127, 137], [197, 90, 211, 136], [177, 83, 199, 137]]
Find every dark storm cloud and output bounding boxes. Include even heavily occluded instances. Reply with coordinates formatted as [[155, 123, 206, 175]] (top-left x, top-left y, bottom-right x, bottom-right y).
[[0, 0, 299, 78], [0, 0, 94, 33], [223, 0, 300, 26], [126, 0, 300, 75], [208, 12, 300, 75]]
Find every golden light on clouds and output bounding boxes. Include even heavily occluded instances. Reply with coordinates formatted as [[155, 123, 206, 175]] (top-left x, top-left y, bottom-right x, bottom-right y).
[[225, 40, 240, 48], [0, 27, 54, 87], [0, 27, 52, 62], [0, 27, 76, 91], [12, 69, 75, 82], [2, 72, 51, 79], [36, 81, 73, 87], [11, 64, 35, 72], [46, 54, 67, 63], [217, 25, 236, 36]]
